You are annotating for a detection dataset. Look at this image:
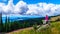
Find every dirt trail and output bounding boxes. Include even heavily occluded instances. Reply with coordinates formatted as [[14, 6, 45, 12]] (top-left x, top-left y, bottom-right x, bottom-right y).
[[7, 27, 33, 34]]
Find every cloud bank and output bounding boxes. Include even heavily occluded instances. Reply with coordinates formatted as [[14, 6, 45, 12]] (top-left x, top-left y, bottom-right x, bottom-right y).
[[0, 0, 60, 16]]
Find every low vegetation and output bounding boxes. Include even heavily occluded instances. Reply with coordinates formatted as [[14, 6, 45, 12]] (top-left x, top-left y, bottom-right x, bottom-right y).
[[9, 21, 60, 34]]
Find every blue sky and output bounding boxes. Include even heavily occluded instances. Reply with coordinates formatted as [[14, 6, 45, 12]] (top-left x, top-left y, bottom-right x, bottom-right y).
[[0, 0, 60, 5]]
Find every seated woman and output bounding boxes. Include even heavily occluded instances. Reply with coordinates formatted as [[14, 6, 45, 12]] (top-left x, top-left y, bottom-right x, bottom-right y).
[[43, 15, 49, 25], [45, 15, 49, 24]]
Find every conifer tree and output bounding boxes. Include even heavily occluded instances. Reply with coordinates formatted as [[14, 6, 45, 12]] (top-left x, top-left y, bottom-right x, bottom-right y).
[[0, 12, 3, 32]]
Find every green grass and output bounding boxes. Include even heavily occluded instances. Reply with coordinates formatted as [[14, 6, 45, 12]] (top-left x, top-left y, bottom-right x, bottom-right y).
[[9, 21, 60, 34]]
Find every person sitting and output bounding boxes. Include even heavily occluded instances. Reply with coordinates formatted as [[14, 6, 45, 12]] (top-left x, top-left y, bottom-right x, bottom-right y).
[[45, 15, 49, 24], [43, 15, 49, 25]]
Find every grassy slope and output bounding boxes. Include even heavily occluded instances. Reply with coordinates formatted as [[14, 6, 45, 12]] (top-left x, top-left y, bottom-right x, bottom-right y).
[[8, 21, 60, 34], [50, 16, 60, 21]]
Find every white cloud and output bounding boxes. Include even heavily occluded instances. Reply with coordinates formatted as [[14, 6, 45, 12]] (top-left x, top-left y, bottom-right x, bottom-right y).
[[26, 3, 60, 16], [14, 1, 28, 14], [0, 0, 60, 17], [0, 3, 5, 13]]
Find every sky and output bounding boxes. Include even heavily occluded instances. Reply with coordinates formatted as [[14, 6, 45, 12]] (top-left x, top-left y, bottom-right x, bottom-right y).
[[0, 0, 60, 5], [0, 0, 60, 17]]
